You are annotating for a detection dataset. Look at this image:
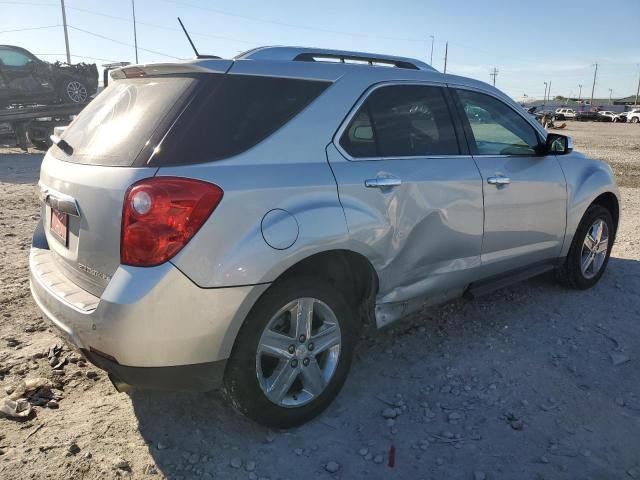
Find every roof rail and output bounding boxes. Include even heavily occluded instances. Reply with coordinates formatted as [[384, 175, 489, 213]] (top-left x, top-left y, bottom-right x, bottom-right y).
[[235, 46, 436, 72]]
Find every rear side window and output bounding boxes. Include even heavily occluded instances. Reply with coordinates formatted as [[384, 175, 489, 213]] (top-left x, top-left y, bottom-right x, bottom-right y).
[[53, 76, 198, 166], [155, 75, 330, 165], [456, 89, 540, 156], [340, 84, 460, 158]]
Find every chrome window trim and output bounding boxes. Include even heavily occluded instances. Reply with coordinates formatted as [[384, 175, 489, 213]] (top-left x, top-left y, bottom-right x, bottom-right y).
[[332, 80, 471, 162]]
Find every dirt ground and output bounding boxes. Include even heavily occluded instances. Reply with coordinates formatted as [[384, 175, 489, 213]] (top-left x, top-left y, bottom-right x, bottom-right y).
[[0, 121, 639, 480]]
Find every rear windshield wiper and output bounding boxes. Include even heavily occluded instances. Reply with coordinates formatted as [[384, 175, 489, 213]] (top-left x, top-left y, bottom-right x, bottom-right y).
[[50, 135, 74, 156]]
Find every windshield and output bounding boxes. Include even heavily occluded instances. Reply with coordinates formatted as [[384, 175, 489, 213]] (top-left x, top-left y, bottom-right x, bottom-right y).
[[52, 76, 198, 166]]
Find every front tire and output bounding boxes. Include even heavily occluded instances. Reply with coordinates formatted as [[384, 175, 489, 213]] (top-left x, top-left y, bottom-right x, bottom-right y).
[[224, 276, 357, 428], [557, 205, 614, 289]]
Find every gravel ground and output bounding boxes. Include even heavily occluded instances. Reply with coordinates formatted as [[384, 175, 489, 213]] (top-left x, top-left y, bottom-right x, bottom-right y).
[[0, 122, 639, 479]]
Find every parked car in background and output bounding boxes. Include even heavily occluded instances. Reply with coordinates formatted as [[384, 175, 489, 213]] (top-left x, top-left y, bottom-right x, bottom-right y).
[[627, 108, 640, 124], [598, 111, 617, 122], [554, 108, 576, 120], [30, 46, 620, 428], [0, 45, 98, 108], [613, 112, 628, 123], [575, 111, 601, 122]]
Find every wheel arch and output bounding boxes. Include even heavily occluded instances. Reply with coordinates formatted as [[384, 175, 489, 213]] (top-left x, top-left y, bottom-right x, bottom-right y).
[[221, 249, 379, 361]]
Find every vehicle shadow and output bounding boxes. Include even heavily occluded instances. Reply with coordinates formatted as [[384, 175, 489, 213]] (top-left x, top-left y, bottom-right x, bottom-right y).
[[0, 152, 44, 185], [129, 256, 640, 479]]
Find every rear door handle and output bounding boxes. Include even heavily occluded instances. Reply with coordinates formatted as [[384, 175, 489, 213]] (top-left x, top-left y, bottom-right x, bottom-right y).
[[487, 176, 510, 185], [364, 176, 402, 189]]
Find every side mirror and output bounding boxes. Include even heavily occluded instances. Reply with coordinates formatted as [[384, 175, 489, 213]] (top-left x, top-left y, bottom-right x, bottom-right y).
[[545, 133, 573, 155]]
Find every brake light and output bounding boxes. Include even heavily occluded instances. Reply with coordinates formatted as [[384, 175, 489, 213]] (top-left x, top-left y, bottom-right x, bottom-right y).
[[121, 177, 223, 267]]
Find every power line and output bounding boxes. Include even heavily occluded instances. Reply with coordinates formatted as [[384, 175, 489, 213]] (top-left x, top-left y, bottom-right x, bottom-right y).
[[163, 0, 430, 43], [35, 52, 120, 62], [67, 25, 181, 59], [0, 24, 61, 34]]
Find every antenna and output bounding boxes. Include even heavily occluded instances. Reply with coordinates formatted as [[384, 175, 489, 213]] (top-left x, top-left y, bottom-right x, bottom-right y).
[[178, 17, 200, 58]]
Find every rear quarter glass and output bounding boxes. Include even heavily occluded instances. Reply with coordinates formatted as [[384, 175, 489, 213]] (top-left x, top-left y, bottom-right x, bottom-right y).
[[150, 74, 331, 166], [50, 75, 200, 167]]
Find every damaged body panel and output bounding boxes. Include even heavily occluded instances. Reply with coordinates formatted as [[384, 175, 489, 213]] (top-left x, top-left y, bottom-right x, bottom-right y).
[[0, 45, 98, 108]]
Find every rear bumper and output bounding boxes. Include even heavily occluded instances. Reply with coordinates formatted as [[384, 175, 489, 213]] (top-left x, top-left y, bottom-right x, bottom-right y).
[[82, 348, 227, 391], [29, 222, 269, 390]]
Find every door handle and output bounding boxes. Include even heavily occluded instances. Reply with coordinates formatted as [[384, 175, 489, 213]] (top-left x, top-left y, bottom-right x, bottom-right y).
[[364, 176, 402, 189], [487, 176, 510, 185]]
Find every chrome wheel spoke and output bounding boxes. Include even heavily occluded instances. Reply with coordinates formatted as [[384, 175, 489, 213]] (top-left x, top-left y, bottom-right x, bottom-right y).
[[583, 234, 596, 251], [294, 298, 314, 340], [596, 240, 608, 254], [310, 325, 340, 354], [265, 362, 298, 403], [581, 254, 594, 274], [581, 218, 610, 279], [301, 358, 325, 396], [259, 330, 293, 359]]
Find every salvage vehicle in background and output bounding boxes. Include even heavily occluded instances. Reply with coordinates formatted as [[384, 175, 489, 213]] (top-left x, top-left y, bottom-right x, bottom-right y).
[[627, 108, 640, 124], [30, 47, 620, 428], [598, 111, 617, 122], [575, 110, 601, 122], [0, 45, 98, 108], [613, 112, 628, 123], [554, 107, 576, 120]]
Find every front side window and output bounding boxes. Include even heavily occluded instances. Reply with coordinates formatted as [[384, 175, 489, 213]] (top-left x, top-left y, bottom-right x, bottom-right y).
[[0, 48, 32, 67], [340, 84, 460, 158], [456, 89, 540, 156]]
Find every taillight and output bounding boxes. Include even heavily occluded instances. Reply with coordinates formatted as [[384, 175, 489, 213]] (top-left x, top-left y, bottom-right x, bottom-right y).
[[121, 177, 223, 267]]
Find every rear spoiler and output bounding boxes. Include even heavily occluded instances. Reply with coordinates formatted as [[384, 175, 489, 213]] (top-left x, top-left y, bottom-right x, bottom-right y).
[[107, 60, 233, 85]]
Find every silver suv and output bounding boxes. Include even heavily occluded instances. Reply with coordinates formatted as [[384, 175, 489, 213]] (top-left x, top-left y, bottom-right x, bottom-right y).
[[30, 47, 619, 427]]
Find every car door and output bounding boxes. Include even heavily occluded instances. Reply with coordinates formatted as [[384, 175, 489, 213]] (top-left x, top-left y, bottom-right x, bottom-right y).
[[452, 87, 567, 275], [326, 83, 484, 314], [0, 47, 54, 105]]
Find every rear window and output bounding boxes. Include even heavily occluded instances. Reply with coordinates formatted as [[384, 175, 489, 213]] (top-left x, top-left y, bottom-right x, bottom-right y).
[[53, 76, 197, 166], [152, 74, 330, 166]]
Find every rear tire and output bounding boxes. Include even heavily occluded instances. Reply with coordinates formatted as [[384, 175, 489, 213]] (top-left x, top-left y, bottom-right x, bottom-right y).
[[224, 276, 357, 428], [632, 117, 640, 124], [557, 205, 614, 289]]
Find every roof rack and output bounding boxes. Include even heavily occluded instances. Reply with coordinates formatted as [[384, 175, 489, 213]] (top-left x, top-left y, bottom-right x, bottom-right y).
[[235, 46, 436, 72]]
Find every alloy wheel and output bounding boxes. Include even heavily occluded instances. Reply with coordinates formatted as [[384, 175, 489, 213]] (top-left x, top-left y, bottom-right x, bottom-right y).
[[256, 297, 341, 407], [66, 81, 88, 103], [580, 219, 609, 279]]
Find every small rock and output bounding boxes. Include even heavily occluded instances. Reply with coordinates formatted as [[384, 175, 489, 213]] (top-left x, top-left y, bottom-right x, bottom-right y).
[[86, 371, 98, 380], [68, 443, 81, 455], [245, 461, 256, 472], [448, 412, 463, 422], [386, 418, 395, 427], [615, 397, 626, 407], [382, 407, 398, 419], [189, 453, 199, 464], [83, 452, 92, 459], [473, 471, 487, 480], [325, 461, 340, 473], [373, 454, 384, 464], [294, 448, 303, 456], [47, 400, 59, 409], [610, 352, 630, 366], [358, 447, 369, 456], [436, 457, 444, 466], [156, 440, 171, 450], [143, 464, 158, 475], [113, 458, 130, 470], [230, 457, 242, 469], [539, 456, 549, 464]]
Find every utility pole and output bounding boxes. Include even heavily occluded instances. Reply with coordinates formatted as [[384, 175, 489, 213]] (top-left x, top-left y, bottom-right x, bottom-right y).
[[609, 88, 613, 105], [429, 35, 434, 65], [543, 82, 548, 104], [131, 0, 139, 63], [590, 63, 598, 107], [548, 81, 552, 104], [60, 0, 71, 63], [443, 41, 448, 74], [635, 72, 639, 107], [578, 84, 583, 103], [489, 67, 499, 87]]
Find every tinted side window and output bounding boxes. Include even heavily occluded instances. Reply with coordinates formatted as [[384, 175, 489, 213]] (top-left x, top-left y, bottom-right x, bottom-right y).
[[456, 89, 540, 156], [0, 48, 32, 67], [156, 75, 330, 165], [340, 85, 460, 158]]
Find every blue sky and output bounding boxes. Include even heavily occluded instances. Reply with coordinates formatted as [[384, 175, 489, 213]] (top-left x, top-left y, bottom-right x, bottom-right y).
[[2, 0, 639, 100]]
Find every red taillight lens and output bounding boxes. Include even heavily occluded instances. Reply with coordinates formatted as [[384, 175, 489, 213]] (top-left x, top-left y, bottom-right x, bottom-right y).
[[121, 177, 223, 267]]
